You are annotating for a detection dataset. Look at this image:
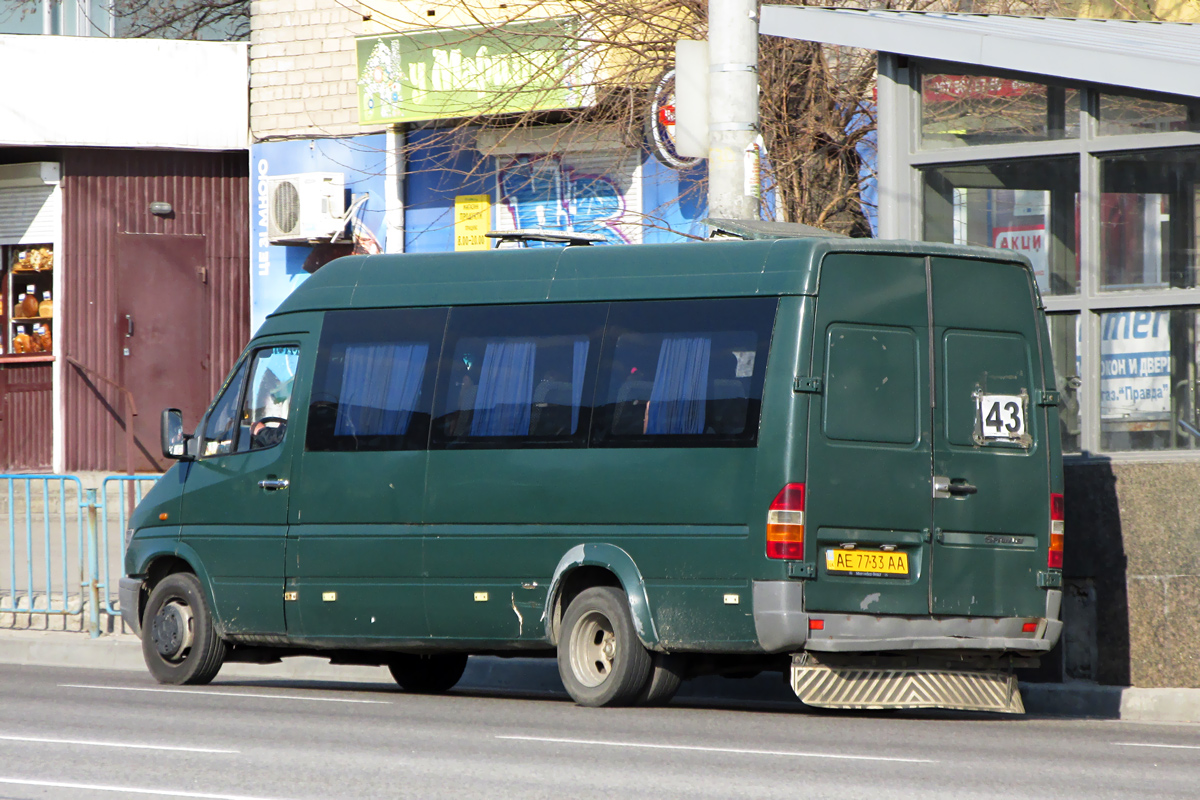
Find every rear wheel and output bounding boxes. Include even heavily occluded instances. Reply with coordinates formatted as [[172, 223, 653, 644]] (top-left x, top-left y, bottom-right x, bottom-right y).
[[636, 652, 686, 706], [387, 653, 469, 693], [141, 573, 226, 685], [558, 586, 652, 707]]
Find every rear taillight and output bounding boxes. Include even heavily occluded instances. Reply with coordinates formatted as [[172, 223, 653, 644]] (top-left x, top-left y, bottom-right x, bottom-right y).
[[1048, 493, 1064, 569], [767, 483, 805, 560]]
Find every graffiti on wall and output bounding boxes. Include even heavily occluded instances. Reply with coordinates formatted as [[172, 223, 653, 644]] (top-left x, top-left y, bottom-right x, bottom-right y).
[[496, 154, 637, 246]]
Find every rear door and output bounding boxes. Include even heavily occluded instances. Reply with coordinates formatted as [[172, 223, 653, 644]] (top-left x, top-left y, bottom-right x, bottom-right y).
[[929, 257, 1049, 617], [803, 254, 933, 616]]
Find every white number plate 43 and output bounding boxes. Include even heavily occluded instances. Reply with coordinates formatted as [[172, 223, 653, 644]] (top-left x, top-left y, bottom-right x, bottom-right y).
[[978, 394, 1026, 440]]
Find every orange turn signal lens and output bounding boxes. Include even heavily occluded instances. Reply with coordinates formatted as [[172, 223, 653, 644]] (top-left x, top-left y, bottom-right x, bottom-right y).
[[766, 484, 805, 560]]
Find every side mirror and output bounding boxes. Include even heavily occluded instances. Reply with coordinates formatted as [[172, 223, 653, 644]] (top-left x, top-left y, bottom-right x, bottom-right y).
[[161, 408, 195, 461]]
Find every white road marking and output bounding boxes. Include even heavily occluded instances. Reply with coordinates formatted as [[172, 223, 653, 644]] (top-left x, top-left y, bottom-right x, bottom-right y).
[[60, 683, 391, 704], [1114, 742, 1200, 750], [0, 777, 280, 800], [497, 734, 936, 763], [0, 733, 236, 754]]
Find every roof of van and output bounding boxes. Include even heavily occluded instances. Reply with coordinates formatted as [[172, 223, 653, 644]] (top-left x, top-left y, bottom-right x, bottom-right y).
[[269, 237, 1031, 318]]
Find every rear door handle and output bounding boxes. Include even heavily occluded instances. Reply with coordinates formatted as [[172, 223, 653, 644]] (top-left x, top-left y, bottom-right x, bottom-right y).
[[258, 478, 290, 490], [934, 476, 978, 498]]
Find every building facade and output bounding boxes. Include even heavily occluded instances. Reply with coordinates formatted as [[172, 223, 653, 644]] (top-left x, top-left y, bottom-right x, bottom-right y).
[[0, 33, 250, 473], [248, 0, 708, 332]]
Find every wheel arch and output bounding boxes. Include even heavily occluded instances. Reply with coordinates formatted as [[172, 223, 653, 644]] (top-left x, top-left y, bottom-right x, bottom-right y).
[[133, 543, 218, 632], [545, 544, 659, 649]]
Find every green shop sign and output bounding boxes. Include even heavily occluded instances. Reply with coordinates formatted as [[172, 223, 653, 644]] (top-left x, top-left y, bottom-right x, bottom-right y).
[[356, 19, 591, 124]]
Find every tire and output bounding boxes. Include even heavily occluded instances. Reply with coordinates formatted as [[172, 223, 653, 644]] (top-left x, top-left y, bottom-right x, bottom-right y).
[[387, 653, 469, 693], [557, 586, 652, 707], [636, 652, 686, 706], [141, 572, 226, 685]]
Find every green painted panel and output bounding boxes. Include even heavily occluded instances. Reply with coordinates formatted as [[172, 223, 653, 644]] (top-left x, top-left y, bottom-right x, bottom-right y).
[[647, 583, 758, 649], [804, 253, 933, 616], [420, 525, 752, 646], [284, 525, 427, 640], [824, 324, 920, 444], [288, 440, 429, 638], [930, 257, 1050, 618], [423, 449, 758, 526]]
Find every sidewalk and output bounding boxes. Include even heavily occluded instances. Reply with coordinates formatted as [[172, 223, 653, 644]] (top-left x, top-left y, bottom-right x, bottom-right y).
[[3, 628, 1198, 722]]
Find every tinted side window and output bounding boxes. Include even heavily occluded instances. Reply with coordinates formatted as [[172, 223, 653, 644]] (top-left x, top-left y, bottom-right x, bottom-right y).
[[431, 303, 607, 448], [592, 298, 778, 447], [306, 308, 447, 452]]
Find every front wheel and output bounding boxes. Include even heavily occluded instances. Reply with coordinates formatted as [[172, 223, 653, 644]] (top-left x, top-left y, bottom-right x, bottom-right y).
[[558, 586, 652, 707], [387, 653, 469, 693], [141, 573, 226, 685]]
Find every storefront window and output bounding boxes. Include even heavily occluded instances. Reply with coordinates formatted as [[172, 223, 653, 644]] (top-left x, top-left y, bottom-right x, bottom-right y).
[[922, 158, 1080, 296], [1099, 93, 1200, 136], [1100, 150, 1200, 292], [1, 244, 54, 357], [1047, 314, 1081, 454], [1098, 307, 1200, 452], [920, 72, 1079, 149]]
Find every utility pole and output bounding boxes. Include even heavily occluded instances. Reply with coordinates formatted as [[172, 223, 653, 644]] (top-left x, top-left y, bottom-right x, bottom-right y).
[[707, 0, 760, 220]]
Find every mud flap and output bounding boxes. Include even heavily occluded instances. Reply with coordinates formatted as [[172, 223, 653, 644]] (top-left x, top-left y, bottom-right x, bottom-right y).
[[790, 654, 1025, 714]]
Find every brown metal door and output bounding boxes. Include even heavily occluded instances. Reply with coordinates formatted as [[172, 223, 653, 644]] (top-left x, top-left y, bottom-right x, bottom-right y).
[[117, 234, 209, 472]]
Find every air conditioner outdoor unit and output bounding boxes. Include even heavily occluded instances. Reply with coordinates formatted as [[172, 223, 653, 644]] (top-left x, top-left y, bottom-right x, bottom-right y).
[[266, 173, 346, 244]]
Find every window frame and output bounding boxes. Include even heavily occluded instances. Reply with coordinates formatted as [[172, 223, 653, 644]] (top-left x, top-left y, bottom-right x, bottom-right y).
[[305, 307, 448, 453], [589, 297, 779, 449], [199, 342, 301, 459], [895, 55, 1200, 460], [428, 302, 609, 451]]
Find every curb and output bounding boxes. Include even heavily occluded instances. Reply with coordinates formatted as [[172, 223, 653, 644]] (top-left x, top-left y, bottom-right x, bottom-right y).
[[2, 629, 1196, 722]]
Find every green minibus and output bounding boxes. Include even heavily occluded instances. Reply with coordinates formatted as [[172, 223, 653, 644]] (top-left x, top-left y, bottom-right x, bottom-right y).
[[121, 232, 1064, 712]]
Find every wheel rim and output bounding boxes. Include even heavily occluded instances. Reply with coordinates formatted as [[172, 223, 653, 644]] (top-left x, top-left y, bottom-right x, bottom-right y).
[[150, 599, 194, 661], [569, 610, 617, 688]]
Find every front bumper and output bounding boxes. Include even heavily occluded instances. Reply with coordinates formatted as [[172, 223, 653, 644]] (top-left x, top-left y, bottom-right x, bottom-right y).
[[119, 577, 144, 638], [753, 580, 1063, 654]]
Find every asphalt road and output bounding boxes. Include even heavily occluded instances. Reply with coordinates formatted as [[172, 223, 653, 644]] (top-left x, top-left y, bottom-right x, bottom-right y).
[[0, 663, 1197, 800]]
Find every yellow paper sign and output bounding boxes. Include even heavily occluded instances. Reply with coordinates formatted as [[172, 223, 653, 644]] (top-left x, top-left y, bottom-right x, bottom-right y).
[[454, 194, 491, 251]]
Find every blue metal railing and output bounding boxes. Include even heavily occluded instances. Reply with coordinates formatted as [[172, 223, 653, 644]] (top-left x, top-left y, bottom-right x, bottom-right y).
[[1, 474, 159, 637], [97, 476, 160, 617]]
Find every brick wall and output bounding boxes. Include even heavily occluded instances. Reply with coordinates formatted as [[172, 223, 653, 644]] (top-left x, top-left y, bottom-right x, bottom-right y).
[[250, 0, 374, 140]]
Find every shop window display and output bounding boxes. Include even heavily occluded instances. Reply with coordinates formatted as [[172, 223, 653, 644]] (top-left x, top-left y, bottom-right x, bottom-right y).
[[1, 244, 54, 357]]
